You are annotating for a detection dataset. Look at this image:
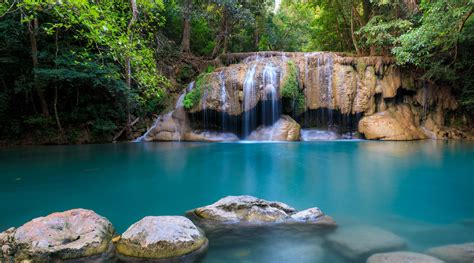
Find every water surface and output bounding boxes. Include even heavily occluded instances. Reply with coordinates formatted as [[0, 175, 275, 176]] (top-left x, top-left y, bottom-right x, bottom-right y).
[[1, 141, 473, 262]]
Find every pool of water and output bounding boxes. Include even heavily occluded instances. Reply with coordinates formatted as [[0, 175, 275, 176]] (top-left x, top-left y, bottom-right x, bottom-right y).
[[1, 141, 473, 262]]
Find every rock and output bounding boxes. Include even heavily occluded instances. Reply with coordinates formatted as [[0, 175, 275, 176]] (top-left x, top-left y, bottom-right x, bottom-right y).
[[367, 252, 444, 263], [327, 225, 406, 260], [115, 216, 208, 260], [2, 209, 115, 262], [188, 195, 336, 227], [332, 63, 358, 114], [378, 65, 401, 99], [353, 65, 377, 114], [140, 108, 189, 142], [359, 104, 427, 140], [290, 208, 337, 226], [300, 129, 339, 141], [184, 130, 239, 142], [247, 115, 301, 141], [426, 243, 474, 263]]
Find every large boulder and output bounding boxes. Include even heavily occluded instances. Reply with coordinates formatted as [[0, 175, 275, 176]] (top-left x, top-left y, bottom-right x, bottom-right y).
[[140, 108, 189, 142], [327, 225, 406, 260], [187, 195, 336, 227], [115, 216, 208, 260], [359, 104, 427, 140], [247, 115, 301, 141], [184, 130, 239, 142], [367, 252, 443, 263], [0, 209, 115, 262], [426, 243, 474, 263]]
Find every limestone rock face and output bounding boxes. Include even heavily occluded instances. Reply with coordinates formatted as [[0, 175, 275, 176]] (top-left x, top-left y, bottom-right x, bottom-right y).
[[115, 216, 208, 260], [379, 65, 401, 98], [184, 130, 239, 142], [247, 115, 301, 141], [1, 209, 115, 262], [140, 108, 189, 142], [188, 52, 401, 116], [327, 226, 406, 260], [188, 195, 336, 227], [426, 243, 474, 263], [367, 252, 443, 263], [359, 104, 427, 140]]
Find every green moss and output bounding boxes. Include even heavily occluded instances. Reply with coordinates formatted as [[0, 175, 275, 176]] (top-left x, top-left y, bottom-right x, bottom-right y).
[[183, 72, 210, 110], [281, 61, 306, 115], [356, 60, 367, 76]]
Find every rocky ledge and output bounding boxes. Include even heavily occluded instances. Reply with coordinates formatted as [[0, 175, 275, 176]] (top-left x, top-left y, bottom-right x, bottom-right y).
[[115, 216, 208, 261], [0, 209, 115, 262], [187, 195, 336, 227]]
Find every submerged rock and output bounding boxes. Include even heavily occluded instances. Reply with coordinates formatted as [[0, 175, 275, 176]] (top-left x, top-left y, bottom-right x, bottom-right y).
[[327, 225, 406, 260], [367, 252, 444, 263], [359, 104, 427, 140], [115, 216, 208, 260], [188, 195, 336, 227], [184, 130, 239, 142], [426, 243, 474, 263], [247, 115, 301, 141], [0, 209, 115, 262]]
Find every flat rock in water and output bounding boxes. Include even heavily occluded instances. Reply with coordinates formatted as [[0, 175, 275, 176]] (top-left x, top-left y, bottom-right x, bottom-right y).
[[327, 225, 406, 260], [1, 209, 115, 262], [367, 252, 444, 263], [188, 195, 336, 227], [115, 216, 208, 260], [426, 243, 474, 263]]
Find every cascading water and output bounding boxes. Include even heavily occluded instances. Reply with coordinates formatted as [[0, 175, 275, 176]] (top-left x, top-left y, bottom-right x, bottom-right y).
[[243, 64, 258, 137], [219, 71, 228, 130], [262, 62, 281, 126], [201, 81, 209, 130], [325, 54, 334, 127]]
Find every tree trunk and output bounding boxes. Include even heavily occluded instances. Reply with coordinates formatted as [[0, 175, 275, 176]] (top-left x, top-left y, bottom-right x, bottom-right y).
[[212, 8, 228, 58], [181, 0, 192, 53], [362, 0, 372, 24], [350, 7, 361, 55], [54, 29, 63, 133], [124, 0, 138, 139], [29, 18, 49, 117]]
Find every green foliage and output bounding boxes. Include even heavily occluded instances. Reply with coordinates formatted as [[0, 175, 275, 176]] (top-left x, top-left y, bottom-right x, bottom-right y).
[[183, 72, 210, 110], [358, 16, 412, 53], [281, 61, 305, 115], [392, 0, 474, 109]]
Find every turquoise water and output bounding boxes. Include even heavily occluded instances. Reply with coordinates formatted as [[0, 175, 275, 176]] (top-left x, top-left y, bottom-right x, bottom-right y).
[[1, 141, 474, 262]]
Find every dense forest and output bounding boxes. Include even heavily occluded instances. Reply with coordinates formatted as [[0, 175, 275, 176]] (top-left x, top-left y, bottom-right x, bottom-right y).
[[0, 0, 473, 144]]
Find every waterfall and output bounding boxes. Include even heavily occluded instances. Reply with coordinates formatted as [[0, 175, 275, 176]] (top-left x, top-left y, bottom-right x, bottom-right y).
[[243, 64, 258, 137], [262, 62, 280, 125], [219, 71, 228, 130], [325, 53, 334, 128], [201, 80, 209, 130]]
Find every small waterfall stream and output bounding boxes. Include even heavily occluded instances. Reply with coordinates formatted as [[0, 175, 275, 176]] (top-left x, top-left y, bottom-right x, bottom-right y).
[[243, 64, 258, 137], [219, 71, 228, 130]]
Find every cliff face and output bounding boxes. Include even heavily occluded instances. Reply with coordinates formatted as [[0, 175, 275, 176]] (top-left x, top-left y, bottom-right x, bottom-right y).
[[138, 52, 473, 142]]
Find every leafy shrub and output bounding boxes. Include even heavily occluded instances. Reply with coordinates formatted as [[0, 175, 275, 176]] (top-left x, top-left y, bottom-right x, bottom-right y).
[[183, 71, 211, 110]]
